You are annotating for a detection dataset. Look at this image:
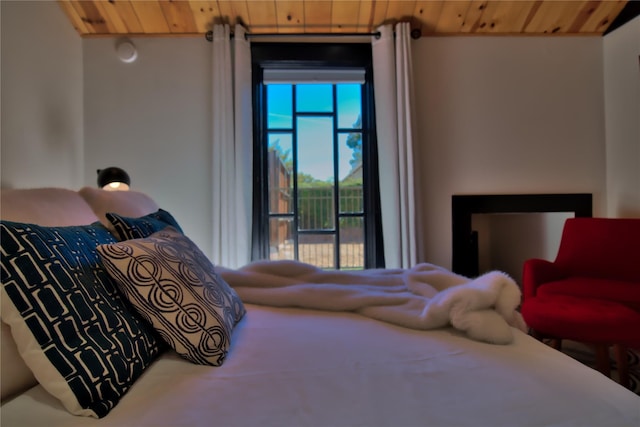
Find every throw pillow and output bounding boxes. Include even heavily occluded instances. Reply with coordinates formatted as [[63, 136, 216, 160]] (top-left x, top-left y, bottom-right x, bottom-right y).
[[97, 227, 246, 366], [0, 220, 165, 418], [106, 209, 183, 241]]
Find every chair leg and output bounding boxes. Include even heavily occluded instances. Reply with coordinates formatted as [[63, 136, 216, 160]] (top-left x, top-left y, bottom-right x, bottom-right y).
[[528, 328, 542, 340], [614, 344, 630, 389], [594, 344, 611, 378], [528, 329, 563, 350], [550, 338, 562, 351]]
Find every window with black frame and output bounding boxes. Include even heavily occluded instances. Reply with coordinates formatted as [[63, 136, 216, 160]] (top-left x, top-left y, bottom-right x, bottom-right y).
[[251, 43, 384, 270]]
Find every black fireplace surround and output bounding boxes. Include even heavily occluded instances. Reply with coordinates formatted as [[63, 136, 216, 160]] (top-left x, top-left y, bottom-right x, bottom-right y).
[[451, 194, 592, 277]]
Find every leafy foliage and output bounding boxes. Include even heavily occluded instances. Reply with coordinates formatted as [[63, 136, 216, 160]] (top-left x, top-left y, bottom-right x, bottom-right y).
[[345, 115, 362, 169]]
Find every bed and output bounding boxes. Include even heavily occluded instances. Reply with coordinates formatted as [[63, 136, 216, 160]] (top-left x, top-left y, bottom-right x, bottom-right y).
[[1, 187, 638, 427]]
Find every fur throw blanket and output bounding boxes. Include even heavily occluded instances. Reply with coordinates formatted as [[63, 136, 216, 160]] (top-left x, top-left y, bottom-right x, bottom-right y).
[[218, 260, 527, 345]]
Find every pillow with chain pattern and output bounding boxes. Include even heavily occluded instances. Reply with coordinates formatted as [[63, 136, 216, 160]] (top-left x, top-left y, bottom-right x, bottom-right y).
[[0, 220, 165, 418], [97, 227, 245, 366], [106, 209, 183, 241]]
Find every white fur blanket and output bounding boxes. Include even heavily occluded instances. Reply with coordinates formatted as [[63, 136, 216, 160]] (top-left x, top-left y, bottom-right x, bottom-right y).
[[218, 260, 527, 345]]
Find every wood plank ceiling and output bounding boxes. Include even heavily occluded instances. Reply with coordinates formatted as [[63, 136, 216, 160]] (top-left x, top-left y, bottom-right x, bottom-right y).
[[59, 0, 629, 38]]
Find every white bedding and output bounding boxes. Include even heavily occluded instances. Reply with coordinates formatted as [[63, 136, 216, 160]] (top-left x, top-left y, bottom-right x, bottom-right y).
[[220, 260, 527, 344], [2, 304, 639, 427]]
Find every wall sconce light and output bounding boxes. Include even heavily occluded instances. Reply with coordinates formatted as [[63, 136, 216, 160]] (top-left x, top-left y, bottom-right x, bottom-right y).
[[97, 167, 131, 191]]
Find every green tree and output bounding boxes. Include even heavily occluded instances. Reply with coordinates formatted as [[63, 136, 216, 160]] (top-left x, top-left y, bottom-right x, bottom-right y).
[[345, 115, 362, 168], [298, 172, 329, 187], [268, 138, 293, 171]]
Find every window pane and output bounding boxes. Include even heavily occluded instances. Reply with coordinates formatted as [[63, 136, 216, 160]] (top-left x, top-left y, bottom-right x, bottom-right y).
[[338, 133, 363, 213], [268, 133, 293, 214], [267, 85, 292, 129], [298, 186, 334, 230], [296, 84, 333, 112], [340, 217, 364, 269], [297, 116, 336, 231], [338, 132, 362, 185], [339, 185, 363, 214], [297, 116, 334, 182], [299, 234, 335, 269], [337, 84, 362, 129], [269, 217, 293, 260]]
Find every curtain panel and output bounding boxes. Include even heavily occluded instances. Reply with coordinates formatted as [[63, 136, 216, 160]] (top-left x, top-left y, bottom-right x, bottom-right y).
[[211, 24, 253, 268], [371, 22, 418, 269]]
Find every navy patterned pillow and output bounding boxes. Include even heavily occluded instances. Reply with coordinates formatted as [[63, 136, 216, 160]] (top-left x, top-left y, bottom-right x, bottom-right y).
[[106, 209, 183, 241], [97, 227, 246, 366], [0, 220, 164, 418]]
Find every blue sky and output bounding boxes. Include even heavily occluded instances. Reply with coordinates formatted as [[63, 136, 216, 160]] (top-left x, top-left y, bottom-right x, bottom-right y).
[[267, 83, 361, 181]]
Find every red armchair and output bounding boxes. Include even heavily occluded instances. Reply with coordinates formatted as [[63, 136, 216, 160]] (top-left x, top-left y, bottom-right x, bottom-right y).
[[521, 217, 640, 388]]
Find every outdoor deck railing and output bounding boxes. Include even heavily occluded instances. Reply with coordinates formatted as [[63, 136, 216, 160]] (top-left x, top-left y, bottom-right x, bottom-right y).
[[269, 185, 364, 269]]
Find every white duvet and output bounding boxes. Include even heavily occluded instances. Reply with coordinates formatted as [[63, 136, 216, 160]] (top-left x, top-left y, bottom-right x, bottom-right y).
[[219, 260, 527, 344]]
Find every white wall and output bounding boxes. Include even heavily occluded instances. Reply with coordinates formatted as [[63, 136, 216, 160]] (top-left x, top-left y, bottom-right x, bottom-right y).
[[412, 37, 607, 268], [604, 16, 640, 218], [83, 38, 213, 257], [82, 36, 609, 268], [0, 1, 83, 189]]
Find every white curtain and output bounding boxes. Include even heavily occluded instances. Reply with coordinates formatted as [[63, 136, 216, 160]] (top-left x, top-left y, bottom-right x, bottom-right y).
[[211, 24, 253, 268], [371, 22, 418, 269]]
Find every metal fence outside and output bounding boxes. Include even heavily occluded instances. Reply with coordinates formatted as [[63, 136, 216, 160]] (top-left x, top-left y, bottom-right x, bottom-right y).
[[269, 186, 364, 269]]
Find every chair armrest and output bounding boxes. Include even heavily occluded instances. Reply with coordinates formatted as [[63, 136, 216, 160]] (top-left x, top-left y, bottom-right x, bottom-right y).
[[522, 259, 565, 299]]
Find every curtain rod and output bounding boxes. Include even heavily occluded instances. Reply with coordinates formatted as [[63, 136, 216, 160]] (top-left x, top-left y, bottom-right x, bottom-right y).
[[205, 30, 381, 42], [204, 29, 422, 42]]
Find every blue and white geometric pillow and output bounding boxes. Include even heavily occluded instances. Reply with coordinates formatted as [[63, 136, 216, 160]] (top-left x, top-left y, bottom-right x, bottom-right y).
[[0, 220, 165, 418], [106, 209, 183, 241], [97, 227, 246, 366]]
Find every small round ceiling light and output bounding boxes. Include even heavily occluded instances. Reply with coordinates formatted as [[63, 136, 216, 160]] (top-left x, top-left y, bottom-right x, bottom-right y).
[[116, 40, 138, 63]]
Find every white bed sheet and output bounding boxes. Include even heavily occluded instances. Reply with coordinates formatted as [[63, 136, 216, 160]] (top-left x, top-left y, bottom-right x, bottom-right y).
[[1, 304, 639, 427]]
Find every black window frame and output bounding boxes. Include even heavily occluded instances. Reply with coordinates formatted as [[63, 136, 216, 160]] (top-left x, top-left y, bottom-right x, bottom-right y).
[[251, 42, 384, 269]]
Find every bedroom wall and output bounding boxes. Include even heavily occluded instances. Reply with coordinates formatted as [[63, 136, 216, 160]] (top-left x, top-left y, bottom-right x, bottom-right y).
[[82, 38, 213, 258], [603, 15, 640, 218], [0, 1, 83, 189], [412, 36, 607, 269], [82, 35, 607, 267]]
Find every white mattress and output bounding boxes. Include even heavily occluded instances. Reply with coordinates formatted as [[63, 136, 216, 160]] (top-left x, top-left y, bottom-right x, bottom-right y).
[[2, 304, 639, 427]]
